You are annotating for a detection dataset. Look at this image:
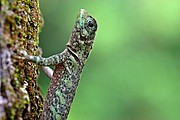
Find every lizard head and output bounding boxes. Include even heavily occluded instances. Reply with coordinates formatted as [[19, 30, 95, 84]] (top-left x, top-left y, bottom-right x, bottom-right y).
[[67, 9, 97, 62], [76, 9, 97, 44]]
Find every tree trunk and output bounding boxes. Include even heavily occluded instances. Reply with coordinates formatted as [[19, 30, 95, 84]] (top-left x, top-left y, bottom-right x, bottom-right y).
[[0, 0, 44, 119]]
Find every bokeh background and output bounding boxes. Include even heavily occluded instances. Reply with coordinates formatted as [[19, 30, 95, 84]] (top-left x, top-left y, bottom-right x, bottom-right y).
[[38, 0, 180, 120]]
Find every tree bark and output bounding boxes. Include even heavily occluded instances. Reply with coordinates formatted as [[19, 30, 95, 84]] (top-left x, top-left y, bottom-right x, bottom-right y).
[[0, 0, 44, 119]]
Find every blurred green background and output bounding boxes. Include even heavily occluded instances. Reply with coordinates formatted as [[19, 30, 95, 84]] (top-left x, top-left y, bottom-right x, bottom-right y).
[[38, 0, 180, 120]]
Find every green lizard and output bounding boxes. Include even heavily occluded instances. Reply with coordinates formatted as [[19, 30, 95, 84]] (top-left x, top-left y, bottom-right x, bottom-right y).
[[18, 9, 97, 120]]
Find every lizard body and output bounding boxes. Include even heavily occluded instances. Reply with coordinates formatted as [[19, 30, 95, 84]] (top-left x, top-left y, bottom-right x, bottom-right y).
[[19, 9, 97, 120]]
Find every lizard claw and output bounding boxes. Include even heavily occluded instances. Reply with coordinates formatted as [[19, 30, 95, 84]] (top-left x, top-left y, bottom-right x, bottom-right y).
[[12, 50, 27, 60], [19, 50, 28, 56]]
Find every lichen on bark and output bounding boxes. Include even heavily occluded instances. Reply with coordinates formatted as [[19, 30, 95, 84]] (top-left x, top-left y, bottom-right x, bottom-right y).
[[0, 0, 44, 119]]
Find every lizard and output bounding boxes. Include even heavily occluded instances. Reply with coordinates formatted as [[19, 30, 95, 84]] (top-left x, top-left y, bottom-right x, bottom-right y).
[[17, 9, 97, 120]]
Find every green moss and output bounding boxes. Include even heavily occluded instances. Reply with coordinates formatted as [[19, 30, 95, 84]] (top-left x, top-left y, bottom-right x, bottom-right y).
[[1, 0, 44, 119]]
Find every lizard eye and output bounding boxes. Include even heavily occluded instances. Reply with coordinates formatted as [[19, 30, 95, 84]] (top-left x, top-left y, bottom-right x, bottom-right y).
[[88, 20, 94, 27], [86, 17, 97, 32]]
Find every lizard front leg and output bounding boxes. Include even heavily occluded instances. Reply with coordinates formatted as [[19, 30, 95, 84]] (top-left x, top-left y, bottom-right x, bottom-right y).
[[38, 47, 54, 79], [19, 49, 67, 66], [17, 49, 69, 79]]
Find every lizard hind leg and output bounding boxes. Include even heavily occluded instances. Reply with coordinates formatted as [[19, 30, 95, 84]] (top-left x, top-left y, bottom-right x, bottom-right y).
[[41, 66, 53, 79], [38, 48, 53, 79], [19, 49, 53, 79]]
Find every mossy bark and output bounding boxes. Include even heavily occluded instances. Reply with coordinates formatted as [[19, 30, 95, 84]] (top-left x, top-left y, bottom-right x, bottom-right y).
[[0, 0, 44, 119]]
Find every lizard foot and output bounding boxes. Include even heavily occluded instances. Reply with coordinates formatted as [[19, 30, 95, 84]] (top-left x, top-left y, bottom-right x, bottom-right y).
[[12, 50, 28, 60]]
